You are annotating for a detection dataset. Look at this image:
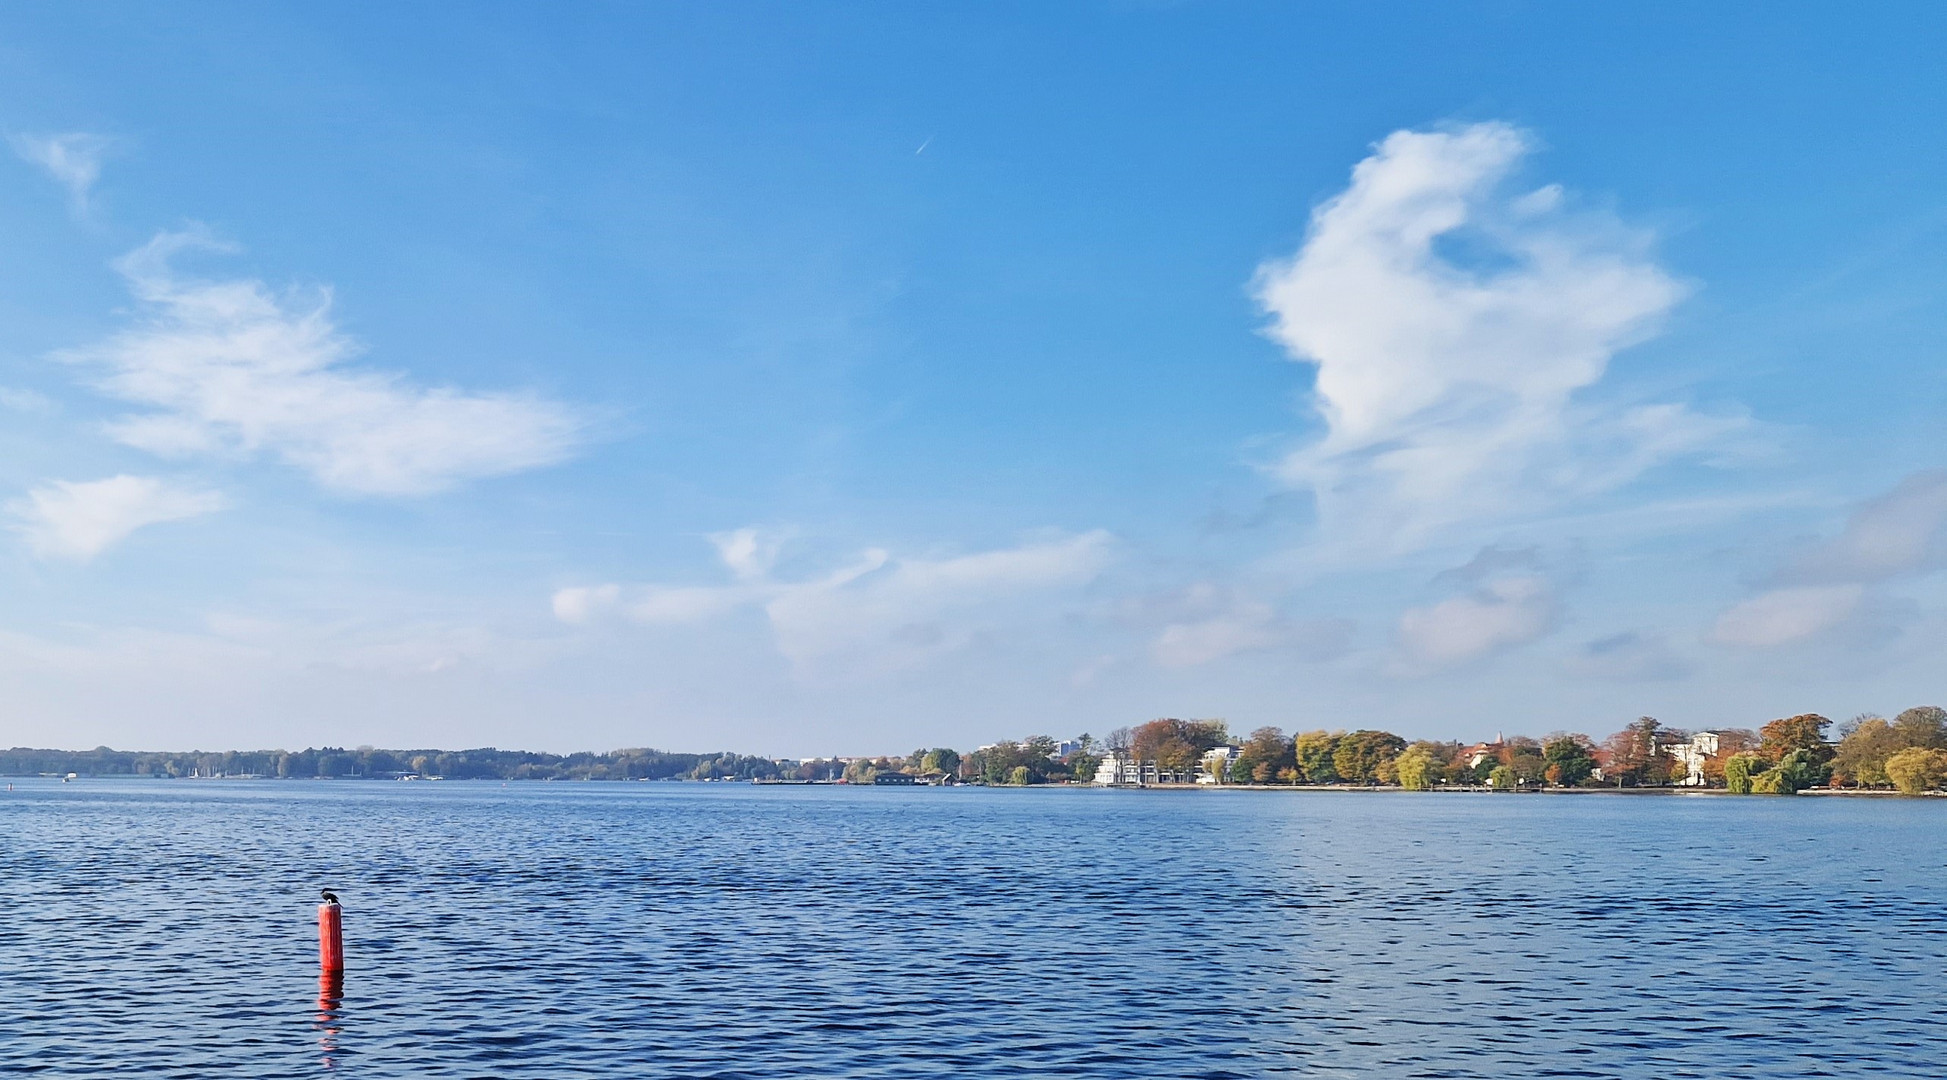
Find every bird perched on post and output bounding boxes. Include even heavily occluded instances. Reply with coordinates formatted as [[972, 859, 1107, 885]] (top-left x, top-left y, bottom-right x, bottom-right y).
[[320, 889, 341, 906]]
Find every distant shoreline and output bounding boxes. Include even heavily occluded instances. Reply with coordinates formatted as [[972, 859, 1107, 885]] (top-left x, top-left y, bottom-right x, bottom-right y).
[[7, 773, 1940, 797]]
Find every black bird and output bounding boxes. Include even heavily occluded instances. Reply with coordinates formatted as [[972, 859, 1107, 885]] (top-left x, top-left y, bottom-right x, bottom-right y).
[[320, 889, 341, 906]]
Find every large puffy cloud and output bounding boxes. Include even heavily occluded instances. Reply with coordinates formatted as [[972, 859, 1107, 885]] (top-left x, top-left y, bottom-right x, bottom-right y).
[[1255, 122, 1735, 551], [556, 530, 1113, 681], [67, 230, 584, 496], [8, 474, 225, 560], [1713, 469, 1947, 647]]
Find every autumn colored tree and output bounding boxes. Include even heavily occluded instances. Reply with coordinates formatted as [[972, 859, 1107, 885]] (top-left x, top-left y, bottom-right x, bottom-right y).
[[1601, 717, 1664, 787], [1832, 716, 1901, 787], [1332, 730, 1406, 785], [1234, 726, 1295, 784], [1293, 730, 1342, 784], [1500, 737, 1548, 787], [1891, 706, 1947, 749], [1131, 719, 1227, 763], [1759, 714, 1833, 765], [1884, 748, 1947, 794], [1701, 728, 1760, 786]]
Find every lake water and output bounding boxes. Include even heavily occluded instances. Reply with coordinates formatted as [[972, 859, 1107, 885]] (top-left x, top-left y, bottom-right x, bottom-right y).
[[4, 780, 1945, 1078]]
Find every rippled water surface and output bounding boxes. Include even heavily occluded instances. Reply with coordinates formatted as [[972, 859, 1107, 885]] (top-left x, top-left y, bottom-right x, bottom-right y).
[[4, 781, 1946, 1078]]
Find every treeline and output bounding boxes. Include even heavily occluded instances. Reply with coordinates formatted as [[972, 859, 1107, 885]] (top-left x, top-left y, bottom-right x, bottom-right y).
[[956, 707, 1947, 795], [1073, 708, 1947, 794], [12, 704, 1945, 794], [0, 745, 797, 782]]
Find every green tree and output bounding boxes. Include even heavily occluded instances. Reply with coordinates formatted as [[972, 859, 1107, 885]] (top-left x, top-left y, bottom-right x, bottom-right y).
[[1395, 744, 1439, 791], [1725, 752, 1760, 794], [1332, 730, 1406, 785], [1293, 730, 1341, 784], [1008, 765, 1033, 786], [1541, 735, 1597, 786], [919, 748, 961, 776], [1771, 748, 1823, 792], [979, 742, 1021, 785], [1884, 747, 1947, 794], [843, 758, 882, 784], [1489, 764, 1516, 791]]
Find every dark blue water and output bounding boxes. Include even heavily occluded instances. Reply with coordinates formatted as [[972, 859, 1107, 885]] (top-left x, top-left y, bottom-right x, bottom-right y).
[[4, 781, 1944, 1078]]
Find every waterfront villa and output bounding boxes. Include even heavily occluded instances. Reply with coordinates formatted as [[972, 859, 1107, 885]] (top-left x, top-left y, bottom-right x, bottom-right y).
[[1094, 750, 1196, 786], [1197, 745, 1239, 784], [1664, 731, 1720, 787]]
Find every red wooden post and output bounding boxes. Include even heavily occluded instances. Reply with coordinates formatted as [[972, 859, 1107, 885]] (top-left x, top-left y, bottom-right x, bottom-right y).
[[318, 900, 344, 974]]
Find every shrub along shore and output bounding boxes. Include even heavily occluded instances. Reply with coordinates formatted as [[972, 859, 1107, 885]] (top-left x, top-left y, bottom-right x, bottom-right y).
[[6, 705, 1945, 795]]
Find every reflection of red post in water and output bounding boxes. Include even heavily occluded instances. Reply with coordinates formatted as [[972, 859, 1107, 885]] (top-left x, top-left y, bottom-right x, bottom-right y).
[[318, 898, 344, 975], [316, 970, 345, 1069]]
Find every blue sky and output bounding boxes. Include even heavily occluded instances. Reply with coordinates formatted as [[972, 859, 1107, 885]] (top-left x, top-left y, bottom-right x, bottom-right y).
[[3, 2, 1945, 755]]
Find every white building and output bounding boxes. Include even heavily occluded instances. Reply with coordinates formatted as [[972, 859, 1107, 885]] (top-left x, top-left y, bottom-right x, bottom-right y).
[[1665, 731, 1720, 786], [1093, 750, 1196, 786], [1197, 745, 1240, 784]]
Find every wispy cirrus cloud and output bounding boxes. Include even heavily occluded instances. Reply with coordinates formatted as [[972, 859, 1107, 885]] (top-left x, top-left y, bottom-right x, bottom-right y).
[[8, 474, 225, 561], [65, 228, 585, 496], [11, 131, 112, 216], [1255, 122, 1742, 554], [556, 529, 1113, 681], [1713, 469, 1947, 647]]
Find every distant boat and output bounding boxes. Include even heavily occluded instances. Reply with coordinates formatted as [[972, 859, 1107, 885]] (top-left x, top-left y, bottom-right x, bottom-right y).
[[63, 772, 77, 783]]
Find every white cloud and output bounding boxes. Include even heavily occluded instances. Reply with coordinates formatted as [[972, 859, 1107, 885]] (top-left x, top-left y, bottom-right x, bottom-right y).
[[1397, 553, 1558, 669], [1255, 122, 1731, 551], [551, 583, 621, 624], [8, 474, 225, 561], [0, 387, 54, 413], [65, 229, 583, 496], [1791, 469, 1947, 583], [1153, 601, 1286, 668], [1143, 584, 1354, 668], [555, 530, 1113, 681], [709, 527, 784, 580], [1711, 584, 1864, 648], [11, 132, 111, 215], [1710, 469, 1947, 648]]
